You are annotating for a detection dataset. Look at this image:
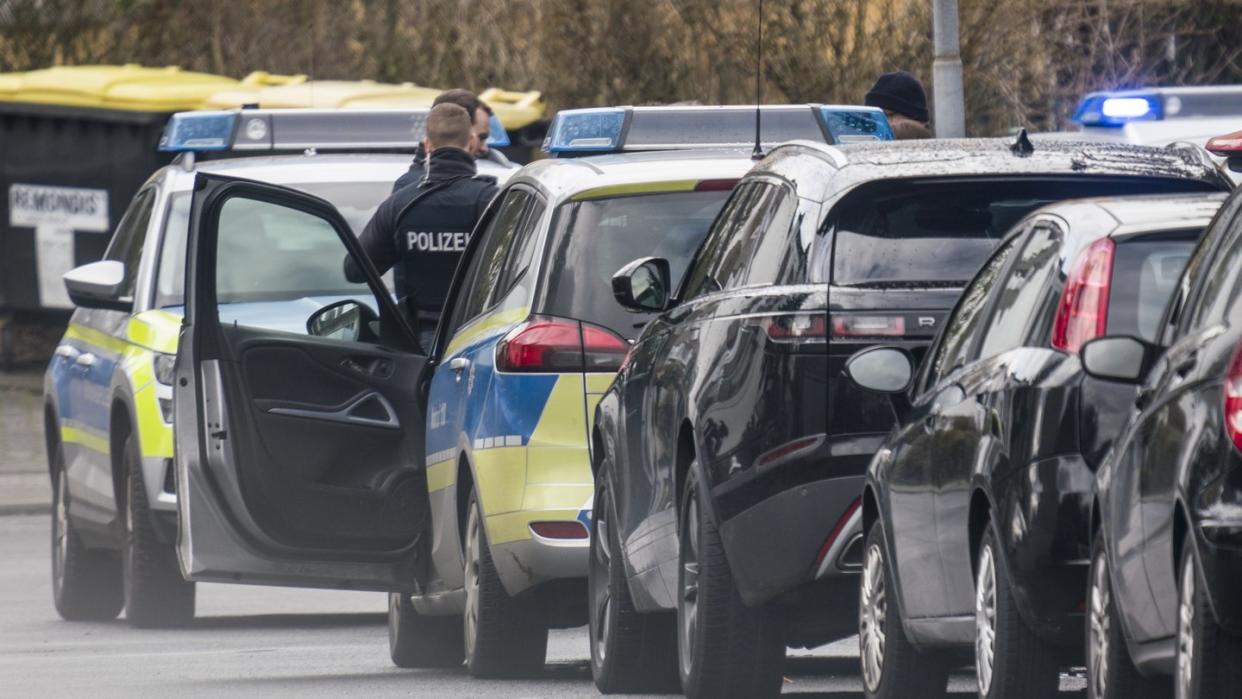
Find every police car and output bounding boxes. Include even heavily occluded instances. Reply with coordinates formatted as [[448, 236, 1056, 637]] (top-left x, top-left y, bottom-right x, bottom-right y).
[[156, 105, 892, 676], [1042, 86, 1242, 149], [43, 108, 516, 627]]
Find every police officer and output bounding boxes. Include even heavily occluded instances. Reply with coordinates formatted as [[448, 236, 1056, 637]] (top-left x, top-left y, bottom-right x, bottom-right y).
[[392, 89, 497, 192], [347, 103, 498, 349]]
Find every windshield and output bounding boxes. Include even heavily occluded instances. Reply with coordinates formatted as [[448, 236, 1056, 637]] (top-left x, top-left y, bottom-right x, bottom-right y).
[[541, 190, 731, 339], [154, 181, 393, 309], [828, 177, 1216, 288]]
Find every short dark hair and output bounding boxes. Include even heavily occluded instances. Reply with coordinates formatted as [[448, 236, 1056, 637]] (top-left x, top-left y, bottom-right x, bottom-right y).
[[425, 103, 472, 150], [434, 89, 492, 119]]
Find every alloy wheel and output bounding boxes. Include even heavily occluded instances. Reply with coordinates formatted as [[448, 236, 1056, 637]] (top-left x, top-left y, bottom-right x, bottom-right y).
[[975, 544, 998, 696], [463, 505, 481, 659], [1089, 550, 1111, 699], [1176, 553, 1195, 699], [859, 542, 888, 693], [590, 493, 612, 664], [678, 495, 700, 679]]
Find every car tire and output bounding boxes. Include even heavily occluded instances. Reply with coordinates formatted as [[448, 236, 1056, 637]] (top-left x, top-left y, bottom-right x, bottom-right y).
[[1087, 530, 1167, 699], [589, 467, 678, 694], [676, 465, 784, 699], [122, 434, 195, 628], [462, 489, 548, 678], [388, 592, 464, 668], [1175, 535, 1242, 699], [51, 446, 123, 621], [975, 522, 1059, 699], [859, 521, 950, 699]]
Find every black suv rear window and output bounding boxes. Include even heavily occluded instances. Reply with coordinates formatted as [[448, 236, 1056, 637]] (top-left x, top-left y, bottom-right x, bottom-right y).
[[542, 190, 730, 339], [828, 177, 1215, 288]]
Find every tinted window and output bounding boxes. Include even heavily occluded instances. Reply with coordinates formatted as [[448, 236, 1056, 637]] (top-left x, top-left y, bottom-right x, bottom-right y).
[[105, 187, 156, 298], [542, 189, 729, 339], [458, 190, 529, 323], [928, 237, 1018, 385], [978, 224, 1062, 358], [830, 178, 1215, 288], [1109, 231, 1201, 341], [1187, 218, 1242, 330], [492, 197, 546, 305], [709, 184, 779, 290], [682, 184, 755, 300]]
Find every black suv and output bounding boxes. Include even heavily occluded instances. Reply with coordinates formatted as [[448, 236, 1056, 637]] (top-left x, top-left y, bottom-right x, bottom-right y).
[[588, 137, 1230, 698], [846, 192, 1226, 699], [1085, 186, 1242, 699]]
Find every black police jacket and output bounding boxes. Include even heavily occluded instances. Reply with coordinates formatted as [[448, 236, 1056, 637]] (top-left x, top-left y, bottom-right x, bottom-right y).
[[347, 148, 498, 314], [391, 144, 428, 193]]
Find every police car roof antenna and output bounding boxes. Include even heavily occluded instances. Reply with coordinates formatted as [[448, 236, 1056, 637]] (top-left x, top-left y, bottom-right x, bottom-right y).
[[751, 0, 765, 161]]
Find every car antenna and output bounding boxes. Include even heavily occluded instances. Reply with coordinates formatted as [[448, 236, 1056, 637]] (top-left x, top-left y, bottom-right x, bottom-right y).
[[751, 0, 764, 161], [1010, 128, 1035, 157]]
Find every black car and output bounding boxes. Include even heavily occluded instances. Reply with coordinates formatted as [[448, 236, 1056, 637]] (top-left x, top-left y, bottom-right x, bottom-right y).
[[588, 137, 1230, 698], [845, 192, 1227, 699], [1084, 185, 1242, 699]]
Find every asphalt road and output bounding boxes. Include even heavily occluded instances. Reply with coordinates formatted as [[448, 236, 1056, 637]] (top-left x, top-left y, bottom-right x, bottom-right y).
[[0, 511, 1093, 698]]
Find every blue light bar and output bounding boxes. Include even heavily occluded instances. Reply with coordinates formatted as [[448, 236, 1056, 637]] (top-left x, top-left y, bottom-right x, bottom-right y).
[[1072, 91, 1163, 127], [818, 106, 893, 143], [487, 113, 510, 148], [159, 111, 237, 152], [543, 107, 626, 154]]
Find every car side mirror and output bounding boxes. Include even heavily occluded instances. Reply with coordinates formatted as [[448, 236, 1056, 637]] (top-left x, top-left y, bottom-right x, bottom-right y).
[[845, 346, 915, 394], [612, 257, 673, 313], [1080, 335, 1160, 384], [63, 260, 132, 312], [307, 299, 380, 343]]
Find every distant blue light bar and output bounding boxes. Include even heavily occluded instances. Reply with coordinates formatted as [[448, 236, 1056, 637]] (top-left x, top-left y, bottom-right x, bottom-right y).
[[818, 106, 893, 143], [1073, 91, 1163, 127], [159, 111, 236, 152], [487, 113, 510, 148], [544, 108, 626, 154]]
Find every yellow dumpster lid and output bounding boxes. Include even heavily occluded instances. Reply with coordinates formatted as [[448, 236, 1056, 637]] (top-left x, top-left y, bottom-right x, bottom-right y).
[[0, 64, 243, 111], [203, 78, 545, 130]]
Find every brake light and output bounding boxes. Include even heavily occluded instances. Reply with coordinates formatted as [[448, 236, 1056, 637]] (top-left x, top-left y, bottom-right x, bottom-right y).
[[1051, 238, 1115, 353], [831, 315, 905, 338], [1226, 344, 1242, 452], [762, 313, 828, 342], [694, 178, 739, 192], [497, 316, 628, 373], [1206, 130, 1242, 157]]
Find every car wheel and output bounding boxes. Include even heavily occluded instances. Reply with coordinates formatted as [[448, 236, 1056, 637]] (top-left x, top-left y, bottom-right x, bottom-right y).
[[975, 522, 1059, 699], [589, 468, 678, 693], [462, 489, 548, 678], [50, 446, 123, 621], [121, 434, 194, 628], [1086, 529, 1167, 699], [859, 521, 950, 699], [676, 465, 784, 699], [388, 592, 464, 668], [1175, 536, 1242, 699]]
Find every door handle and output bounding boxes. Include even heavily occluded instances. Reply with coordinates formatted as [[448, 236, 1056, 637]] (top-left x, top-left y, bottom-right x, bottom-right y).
[[74, 353, 97, 369], [449, 357, 471, 383], [55, 345, 80, 360]]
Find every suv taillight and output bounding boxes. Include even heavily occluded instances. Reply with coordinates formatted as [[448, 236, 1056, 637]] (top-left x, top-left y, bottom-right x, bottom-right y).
[[1052, 238, 1115, 353], [1226, 344, 1242, 452], [760, 313, 828, 342], [496, 316, 628, 373]]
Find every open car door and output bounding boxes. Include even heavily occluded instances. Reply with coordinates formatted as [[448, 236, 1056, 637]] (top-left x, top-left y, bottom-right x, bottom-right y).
[[173, 173, 430, 591]]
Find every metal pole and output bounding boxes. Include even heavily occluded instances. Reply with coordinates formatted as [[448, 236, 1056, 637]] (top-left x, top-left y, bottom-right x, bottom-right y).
[[932, 0, 966, 137]]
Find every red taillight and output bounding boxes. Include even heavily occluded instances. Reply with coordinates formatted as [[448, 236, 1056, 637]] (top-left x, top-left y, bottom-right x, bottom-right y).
[[831, 315, 905, 338], [814, 497, 862, 569], [694, 178, 739, 192], [1051, 238, 1115, 353], [1207, 130, 1242, 157], [496, 316, 628, 373], [1226, 344, 1242, 452], [761, 313, 828, 342], [756, 435, 822, 468], [529, 521, 589, 540]]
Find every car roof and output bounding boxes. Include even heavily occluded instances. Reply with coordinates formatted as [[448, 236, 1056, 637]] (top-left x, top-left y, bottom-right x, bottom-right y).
[[158, 152, 515, 191], [763, 137, 1229, 202], [509, 148, 759, 202], [1032, 192, 1228, 240]]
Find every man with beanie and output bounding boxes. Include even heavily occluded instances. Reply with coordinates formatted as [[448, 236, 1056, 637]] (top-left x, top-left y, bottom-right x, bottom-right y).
[[864, 70, 934, 140]]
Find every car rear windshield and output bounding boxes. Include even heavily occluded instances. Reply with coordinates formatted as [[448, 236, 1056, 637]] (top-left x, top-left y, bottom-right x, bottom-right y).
[[155, 181, 391, 308], [1109, 231, 1201, 341], [541, 190, 731, 339], [827, 177, 1215, 288]]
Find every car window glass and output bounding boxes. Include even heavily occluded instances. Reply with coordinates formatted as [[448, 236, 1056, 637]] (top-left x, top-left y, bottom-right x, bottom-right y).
[[929, 236, 1018, 385], [682, 183, 755, 300], [213, 196, 378, 338], [457, 189, 528, 324], [1108, 231, 1201, 342], [742, 188, 801, 287], [104, 187, 156, 299], [978, 224, 1061, 359], [492, 195, 545, 306], [710, 184, 774, 290], [1188, 219, 1242, 330]]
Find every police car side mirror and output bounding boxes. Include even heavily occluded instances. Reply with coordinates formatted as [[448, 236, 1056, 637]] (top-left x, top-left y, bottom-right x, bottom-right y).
[[612, 257, 672, 313], [63, 260, 133, 312], [307, 299, 380, 344], [1080, 335, 1160, 384]]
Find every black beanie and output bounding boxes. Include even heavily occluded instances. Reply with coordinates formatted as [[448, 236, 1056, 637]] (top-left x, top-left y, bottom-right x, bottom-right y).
[[865, 71, 930, 124]]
